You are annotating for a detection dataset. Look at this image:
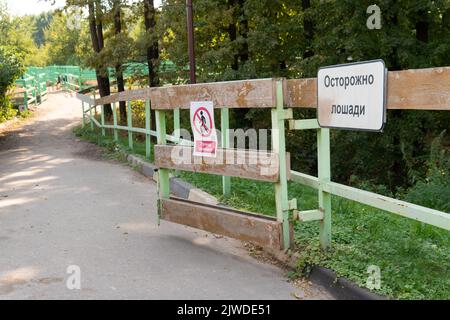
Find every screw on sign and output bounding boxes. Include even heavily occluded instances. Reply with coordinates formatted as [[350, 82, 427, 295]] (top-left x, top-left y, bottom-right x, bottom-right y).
[[190, 101, 217, 157]]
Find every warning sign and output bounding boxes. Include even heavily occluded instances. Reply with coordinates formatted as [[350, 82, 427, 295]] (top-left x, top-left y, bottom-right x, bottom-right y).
[[190, 101, 217, 157]]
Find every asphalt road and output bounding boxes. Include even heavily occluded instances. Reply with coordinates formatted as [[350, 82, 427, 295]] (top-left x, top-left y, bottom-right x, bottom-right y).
[[0, 90, 332, 299]]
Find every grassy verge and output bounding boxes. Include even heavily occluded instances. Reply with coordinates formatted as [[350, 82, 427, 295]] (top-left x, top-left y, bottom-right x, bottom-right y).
[[74, 125, 450, 300]]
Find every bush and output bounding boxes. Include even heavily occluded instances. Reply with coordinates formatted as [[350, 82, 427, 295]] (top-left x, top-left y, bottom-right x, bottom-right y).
[[406, 131, 450, 213], [0, 46, 25, 122], [0, 94, 17, 122]]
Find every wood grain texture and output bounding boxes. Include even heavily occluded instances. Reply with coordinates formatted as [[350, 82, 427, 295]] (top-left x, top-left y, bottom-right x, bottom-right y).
[[286, 67, 450, 110], [386, 67, 450, 110], [161, 197, 283, 249], [154, 144, 280, 182], [76, 93, 95, 105], [95, 88, 153, 105], [150, 78, 278, 109]]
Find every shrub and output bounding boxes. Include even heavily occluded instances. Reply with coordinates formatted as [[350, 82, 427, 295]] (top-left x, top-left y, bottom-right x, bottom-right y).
[[406, 131, 450, 213], [0, 46, 25, 122]]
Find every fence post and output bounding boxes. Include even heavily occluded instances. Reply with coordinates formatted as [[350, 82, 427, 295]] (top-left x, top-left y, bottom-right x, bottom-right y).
[[32, 79, 37, 105], [112, 102, 118, 141], [271, 80, 291, 250], [145, 100, 151, 159], [81, 101, 85, 128], [173, 108, 180, 142], [156, 110, 170, 225], [317, 128, 332, 250], [23, 89, 28, 111], [127, 100, 133, 150], [221, 108, 231, 196], [89, 103, 94, 131], [101, 104, 105, 136]]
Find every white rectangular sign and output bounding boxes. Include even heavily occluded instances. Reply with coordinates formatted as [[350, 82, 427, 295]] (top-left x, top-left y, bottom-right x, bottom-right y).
[[317, 60, 387, 131], [190, 101, 217, 157]]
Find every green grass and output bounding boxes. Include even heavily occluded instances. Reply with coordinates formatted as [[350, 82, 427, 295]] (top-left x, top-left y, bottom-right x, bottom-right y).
[[75, 125, 450, 300]]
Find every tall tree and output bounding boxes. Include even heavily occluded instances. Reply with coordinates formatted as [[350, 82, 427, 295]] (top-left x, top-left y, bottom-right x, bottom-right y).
[[143, 0, 159, 87], [112, 0, 126, 121], [143, 0, 159, 134], [87, 0, 112, 117]]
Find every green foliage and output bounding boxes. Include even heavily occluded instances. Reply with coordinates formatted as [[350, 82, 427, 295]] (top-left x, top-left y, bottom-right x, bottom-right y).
[[0, 45, 24, 122], [177, 171, 450, 300], [0, 94, 17, 122], [406, 131, 450, 212], [43, 12, 89, 66]]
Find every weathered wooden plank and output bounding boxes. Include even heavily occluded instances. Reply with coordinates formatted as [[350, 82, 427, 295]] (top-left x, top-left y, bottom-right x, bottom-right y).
[[150, 78, 277, 109], [286, 67, 450, 110], [95, 88, 153, 105], [285, 77, 317, 108], [76, 93, 95, 105], [386, 67, 450, 110], [161, 197, 283, 249], [154, 144, 280, 182]]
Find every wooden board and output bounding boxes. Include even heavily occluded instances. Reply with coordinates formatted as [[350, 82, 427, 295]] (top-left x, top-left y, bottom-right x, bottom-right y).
[[95, 88, 153, 105], [76, 93, 95, 105], [386, 67, 450, 110], [161, 197, 284, 249], [154, 145, 280, 182], [285, 67, 450, 110], [150, 78, 278, 109]]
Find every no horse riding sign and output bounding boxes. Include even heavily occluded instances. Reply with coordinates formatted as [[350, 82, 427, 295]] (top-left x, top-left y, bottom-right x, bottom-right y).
[[190, 101, 218, 157]]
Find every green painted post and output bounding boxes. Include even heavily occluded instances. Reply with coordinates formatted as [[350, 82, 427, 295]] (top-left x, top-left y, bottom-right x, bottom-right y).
[[101, 104, 105, 136], [317, 128, 332, 250], [81, 101, 85, 128], [23, 89, 28, 111], [145, 100, 151, 159], [35, 78, 41, 104], [112, 102, 118, 141], [221, 108, 231, 196], [127, 100, 133, 150], [89, 103, 94, 131], [173, 108, 180, 143], [271, 80, 290, 250], [156, 110, 170, 225], [32, 80, 37, 105]]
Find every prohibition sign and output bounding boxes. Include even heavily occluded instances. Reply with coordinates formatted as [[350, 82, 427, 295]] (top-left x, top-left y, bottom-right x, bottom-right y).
[[193, 106, 213, 138]]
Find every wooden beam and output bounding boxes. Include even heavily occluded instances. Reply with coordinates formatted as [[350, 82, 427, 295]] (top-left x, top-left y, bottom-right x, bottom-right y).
[[150, 78, 278, 109], [285, 67, 450, 110], [76, 93, 95, 105], [95, 88, 153, 105], [154, 145, 280, 182], [161, 197, 284, 249], [386, 67, 450, 110]]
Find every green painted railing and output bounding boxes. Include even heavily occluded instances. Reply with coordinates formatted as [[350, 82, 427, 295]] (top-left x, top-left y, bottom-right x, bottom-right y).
[[77, 91, 191, 161], [74, 68, 450, 251]]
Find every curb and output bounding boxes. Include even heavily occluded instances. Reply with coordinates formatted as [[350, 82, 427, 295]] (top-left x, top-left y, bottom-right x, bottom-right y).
[[126, 153, 386, 300], [308, 266, 387, 300], [126, 154, 219, 205]]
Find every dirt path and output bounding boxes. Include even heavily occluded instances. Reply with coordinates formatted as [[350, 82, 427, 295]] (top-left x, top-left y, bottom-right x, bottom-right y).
[[0, 90, 332, 299]]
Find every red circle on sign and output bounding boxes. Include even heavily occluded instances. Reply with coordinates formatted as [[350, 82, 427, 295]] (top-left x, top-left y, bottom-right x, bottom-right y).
[[193, 107, 213, 137]]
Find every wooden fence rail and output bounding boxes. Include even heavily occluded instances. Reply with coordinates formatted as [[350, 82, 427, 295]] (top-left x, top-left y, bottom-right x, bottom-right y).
[[75, 65, 450, 251]]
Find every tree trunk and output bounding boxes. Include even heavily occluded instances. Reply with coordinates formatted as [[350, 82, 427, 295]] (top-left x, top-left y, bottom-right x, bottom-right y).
[[238, 0, 248, 64], [302, 0, 314, 59], [143, 0, 158, 137], [88, 0, 112, 118], [144, 0, 159, 87], [113, 0, 127, 123], [227, 0, 238, 71], [416, 10, 428, 43]]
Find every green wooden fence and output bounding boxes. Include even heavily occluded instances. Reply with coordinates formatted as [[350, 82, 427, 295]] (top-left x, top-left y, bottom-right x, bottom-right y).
[[75, 66, 450, 251]]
